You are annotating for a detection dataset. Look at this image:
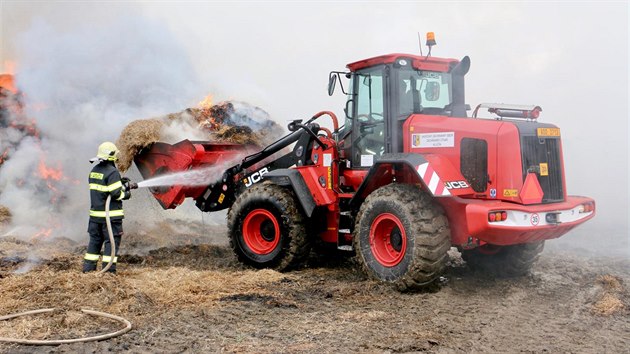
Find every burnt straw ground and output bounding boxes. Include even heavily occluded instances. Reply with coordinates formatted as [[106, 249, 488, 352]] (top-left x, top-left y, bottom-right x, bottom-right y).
[[0, 229, 628, 353]]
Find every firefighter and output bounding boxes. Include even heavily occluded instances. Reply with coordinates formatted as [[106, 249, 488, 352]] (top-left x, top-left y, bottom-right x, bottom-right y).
[[82, 142, 132, 273]]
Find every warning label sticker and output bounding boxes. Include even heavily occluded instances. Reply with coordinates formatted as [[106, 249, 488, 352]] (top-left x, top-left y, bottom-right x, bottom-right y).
[[503, 189, 518, 197], [539, 163, 548, 176], [411, 132, 455, 148]]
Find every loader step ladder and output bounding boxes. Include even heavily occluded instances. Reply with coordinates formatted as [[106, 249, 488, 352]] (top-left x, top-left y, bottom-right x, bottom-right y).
[[337, 211, 354, 251]]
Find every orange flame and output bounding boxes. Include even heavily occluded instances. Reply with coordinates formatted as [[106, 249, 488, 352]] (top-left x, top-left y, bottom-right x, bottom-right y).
[[36, 157, 66, 205], [0, 74, 18, 94], [34, 156, 79, 208], [38, 159, 63, 181], [32, 218, 62, 240], [33, 228, 53, 239], [197, 94, 213, 110]]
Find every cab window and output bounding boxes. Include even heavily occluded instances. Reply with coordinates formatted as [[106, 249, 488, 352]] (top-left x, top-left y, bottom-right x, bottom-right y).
[[353, 67, 385, 167], [397, 70, 452, 116]]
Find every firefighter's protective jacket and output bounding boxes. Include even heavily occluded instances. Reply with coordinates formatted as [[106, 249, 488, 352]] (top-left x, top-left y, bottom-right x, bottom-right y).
[[88, 161, 127, 223]]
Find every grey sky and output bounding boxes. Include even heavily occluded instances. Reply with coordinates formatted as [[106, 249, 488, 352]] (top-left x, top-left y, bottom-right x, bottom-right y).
[[0, 1, 627, 252]]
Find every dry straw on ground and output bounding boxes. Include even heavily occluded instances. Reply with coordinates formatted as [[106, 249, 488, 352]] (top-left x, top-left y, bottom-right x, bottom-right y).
[[0, 235, 288, 341], [592, 293, 625, 316], [597, 274, 623, 291], [591, 274, 625, 316], [0, 263, 285, 341], [0, 205, 11, 224]]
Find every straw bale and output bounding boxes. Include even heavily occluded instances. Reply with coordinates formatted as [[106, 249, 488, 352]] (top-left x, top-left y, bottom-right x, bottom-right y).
[[116, 101, 284, 173], [116, 119, 164, 172], [211, 125, 261, 146]]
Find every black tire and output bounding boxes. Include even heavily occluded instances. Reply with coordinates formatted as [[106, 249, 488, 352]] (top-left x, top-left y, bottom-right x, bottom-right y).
[[227, 181, 311, 271], [353, 183, 451, 291], [461, 241, 545, 277]]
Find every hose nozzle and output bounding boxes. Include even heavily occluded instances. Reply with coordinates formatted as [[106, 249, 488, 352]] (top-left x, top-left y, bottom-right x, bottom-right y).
[[121, 177, 138, 191]]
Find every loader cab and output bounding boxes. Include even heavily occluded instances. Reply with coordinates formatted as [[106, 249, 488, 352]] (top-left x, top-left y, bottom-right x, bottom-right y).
[[336, 54, 469, 168], [344, 65, 387, 168]]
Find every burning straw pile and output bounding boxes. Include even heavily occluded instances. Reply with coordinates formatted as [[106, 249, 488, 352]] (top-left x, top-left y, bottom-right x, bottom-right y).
[[0, 75, 41, 226], [0, 75, 39, 169], [116, 100, 283, 172]]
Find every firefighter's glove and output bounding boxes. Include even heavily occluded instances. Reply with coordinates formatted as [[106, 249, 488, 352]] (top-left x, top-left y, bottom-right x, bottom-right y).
[[121, 177, 133, 200]]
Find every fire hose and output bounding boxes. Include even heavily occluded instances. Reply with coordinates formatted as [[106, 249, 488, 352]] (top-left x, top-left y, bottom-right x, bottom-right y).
[[0, 181, 137, 345], [102, 178, 137, 273], [100, 194, 115, 273], [0, 309, 131, 345]]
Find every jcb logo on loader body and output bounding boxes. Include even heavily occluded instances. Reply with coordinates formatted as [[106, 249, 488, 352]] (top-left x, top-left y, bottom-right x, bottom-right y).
[[445, 180, 469, 189], [243, 167, 269, 188]]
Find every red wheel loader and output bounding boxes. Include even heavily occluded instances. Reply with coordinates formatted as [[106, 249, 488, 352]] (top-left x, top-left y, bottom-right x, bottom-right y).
[[134, 43, 595, 290]]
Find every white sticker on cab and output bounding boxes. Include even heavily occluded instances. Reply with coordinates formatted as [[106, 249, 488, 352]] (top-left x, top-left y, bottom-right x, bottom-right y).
[[360, 154, 374, 167], [411, 132, 455, 148]]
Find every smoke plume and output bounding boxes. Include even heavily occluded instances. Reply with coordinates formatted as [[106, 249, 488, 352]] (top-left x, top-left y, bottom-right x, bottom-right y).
[[0, 15, 202, 239]]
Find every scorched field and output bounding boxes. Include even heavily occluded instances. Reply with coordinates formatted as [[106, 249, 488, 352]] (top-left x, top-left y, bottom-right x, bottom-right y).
[[0, 221, 627, 353]]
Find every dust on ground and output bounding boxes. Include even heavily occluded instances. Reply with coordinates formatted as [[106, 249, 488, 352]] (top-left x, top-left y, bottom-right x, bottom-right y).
[[0, 225, 628, 353]]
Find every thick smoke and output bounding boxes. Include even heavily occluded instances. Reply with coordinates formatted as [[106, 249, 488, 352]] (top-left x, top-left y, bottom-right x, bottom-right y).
[[160, 112, 209, 143], [0, 15, 202, 239], [224, 101, 279, 131], [158, 101, 281, 145]]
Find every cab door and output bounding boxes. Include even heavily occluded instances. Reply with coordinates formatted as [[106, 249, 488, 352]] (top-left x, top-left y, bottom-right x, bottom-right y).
[[350, 66, 387, 168]]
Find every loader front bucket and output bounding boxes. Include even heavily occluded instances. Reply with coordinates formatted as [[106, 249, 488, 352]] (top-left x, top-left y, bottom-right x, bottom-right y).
[[134, 139, 254, 209]]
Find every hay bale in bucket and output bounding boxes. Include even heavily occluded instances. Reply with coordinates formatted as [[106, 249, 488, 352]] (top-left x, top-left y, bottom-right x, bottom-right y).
[[116, 119, 164, 172], [116, 101, 284, 172]]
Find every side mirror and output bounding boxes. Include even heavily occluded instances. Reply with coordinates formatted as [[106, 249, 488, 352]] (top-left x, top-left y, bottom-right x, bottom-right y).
[[424, 82, 440, 101], [328, 73, 337, 96]]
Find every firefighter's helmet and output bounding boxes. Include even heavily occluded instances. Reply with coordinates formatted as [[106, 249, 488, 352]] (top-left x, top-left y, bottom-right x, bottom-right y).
[[94, 142, 119, 162]]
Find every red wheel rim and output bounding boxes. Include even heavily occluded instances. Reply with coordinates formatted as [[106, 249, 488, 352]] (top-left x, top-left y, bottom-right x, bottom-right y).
[[242, 209, 280, 255], [369, 213, 407, 267]]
